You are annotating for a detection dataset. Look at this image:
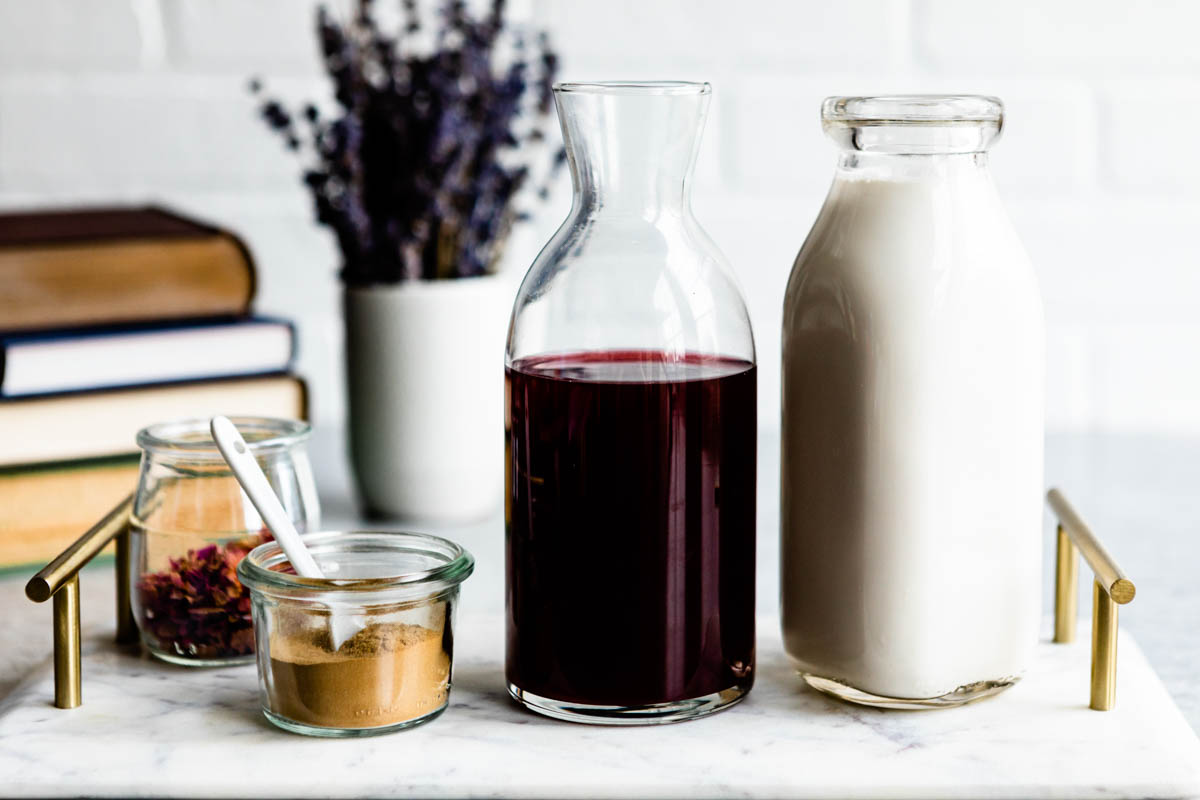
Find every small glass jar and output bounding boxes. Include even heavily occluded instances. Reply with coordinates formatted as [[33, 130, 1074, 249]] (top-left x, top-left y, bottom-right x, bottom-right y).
[[238, 531, 474, 737], [131, 417, 319, 667]]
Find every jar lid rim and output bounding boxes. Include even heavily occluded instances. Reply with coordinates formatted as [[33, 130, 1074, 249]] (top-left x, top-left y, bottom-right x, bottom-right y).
[[823, 95, 1003, 125], [136, 416, 310, 456], [237, 531, 476, 595]]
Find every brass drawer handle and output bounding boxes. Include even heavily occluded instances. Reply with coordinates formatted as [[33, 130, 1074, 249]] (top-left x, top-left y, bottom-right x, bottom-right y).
[[24, 493, 136, 709], [1048, 488, 1136, 711]]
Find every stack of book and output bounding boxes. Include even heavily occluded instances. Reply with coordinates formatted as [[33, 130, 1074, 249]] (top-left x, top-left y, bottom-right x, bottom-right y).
[[0, 206, 308, 569]]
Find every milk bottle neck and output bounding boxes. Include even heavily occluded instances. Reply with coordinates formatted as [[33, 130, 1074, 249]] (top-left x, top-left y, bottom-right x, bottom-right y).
[[822, 95, 1003, 185], [836, 150, 993, 183]]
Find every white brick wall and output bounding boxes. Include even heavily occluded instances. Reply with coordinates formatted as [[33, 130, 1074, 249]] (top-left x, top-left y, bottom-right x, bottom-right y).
[[0, 0, 147, 70], [161, 0, 330, 74], [0, 75, 313, 191], [914, 0, 1200, 72], [0, 0, 1198, 436]]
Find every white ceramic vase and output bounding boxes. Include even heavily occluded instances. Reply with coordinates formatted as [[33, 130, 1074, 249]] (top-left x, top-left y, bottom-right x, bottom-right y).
[[343, 275, 508, 521]]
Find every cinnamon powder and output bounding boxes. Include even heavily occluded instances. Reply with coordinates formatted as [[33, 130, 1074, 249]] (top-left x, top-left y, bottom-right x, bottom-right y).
[[267, 618, 450, 729]]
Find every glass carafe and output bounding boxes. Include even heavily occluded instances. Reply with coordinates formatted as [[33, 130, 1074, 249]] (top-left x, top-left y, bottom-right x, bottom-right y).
[[781, 96, 1043, 708], [505, 81, 757, 724]]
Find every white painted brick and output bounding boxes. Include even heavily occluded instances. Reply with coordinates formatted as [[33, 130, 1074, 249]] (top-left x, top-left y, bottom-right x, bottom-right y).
[[540, 0, 899, 74], [538, 5, 715, 80], [1101, 80, 1200, 193], [720, 74, 875, 195], [688, 0, 901, 69], [0, 0, 147, 70], [988, 82, 1097, 193], [915, 0, 1200, 72], [165, 0, 536, 74], [0, 75, 325, 192], [1008, 197, 1200, 327], [162, 0, 328, 73]]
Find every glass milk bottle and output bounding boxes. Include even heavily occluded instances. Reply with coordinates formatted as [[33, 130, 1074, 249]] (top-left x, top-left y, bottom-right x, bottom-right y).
[[506, 81, 757, 724], [781, 96, 1043, 707]]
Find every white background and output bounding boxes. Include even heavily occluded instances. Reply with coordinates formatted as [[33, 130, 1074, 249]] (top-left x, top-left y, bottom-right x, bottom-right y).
[[0, 0, 1196, 436]]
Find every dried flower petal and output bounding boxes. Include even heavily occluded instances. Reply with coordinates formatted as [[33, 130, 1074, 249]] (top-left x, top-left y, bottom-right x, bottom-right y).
[[137, 533, 269, 660]]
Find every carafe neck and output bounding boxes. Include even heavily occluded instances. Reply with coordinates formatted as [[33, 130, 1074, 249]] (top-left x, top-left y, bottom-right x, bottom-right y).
[[555, 82, 710, 216]]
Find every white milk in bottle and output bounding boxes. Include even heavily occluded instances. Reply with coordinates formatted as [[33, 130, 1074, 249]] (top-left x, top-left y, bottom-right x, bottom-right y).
[[780, 96, 1043, 707]]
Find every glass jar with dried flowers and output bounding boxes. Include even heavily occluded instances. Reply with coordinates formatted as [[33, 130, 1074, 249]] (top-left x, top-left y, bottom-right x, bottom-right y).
[[131, 417, 319, 666], [252, 1, 562, 520]]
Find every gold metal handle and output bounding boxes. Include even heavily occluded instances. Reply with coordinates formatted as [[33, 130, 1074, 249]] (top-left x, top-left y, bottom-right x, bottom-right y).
[[51, 576, 81, 709], [25, 493, 136, 709], [1053, 524, 1078, 643], [1048, 488, 1136, 711], [1047, 489, 1136, 604]]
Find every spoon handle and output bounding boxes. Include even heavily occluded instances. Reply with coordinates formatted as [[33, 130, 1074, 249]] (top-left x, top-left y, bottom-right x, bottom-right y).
[[210, 415, 324, 579]]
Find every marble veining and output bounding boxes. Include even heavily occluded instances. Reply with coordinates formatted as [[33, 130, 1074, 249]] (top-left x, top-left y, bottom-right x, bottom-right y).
[[0, 614, 1198, 799]]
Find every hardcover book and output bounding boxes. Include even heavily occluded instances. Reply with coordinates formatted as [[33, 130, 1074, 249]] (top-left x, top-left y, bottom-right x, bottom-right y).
[[0, 374, 308, 467], [0, 206, 256, 331], [0, 458, 138, 570], [0, 317, 294, 397]]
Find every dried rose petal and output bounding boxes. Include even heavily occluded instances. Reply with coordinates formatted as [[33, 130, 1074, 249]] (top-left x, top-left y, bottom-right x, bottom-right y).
[[137, 533, 266, 659]]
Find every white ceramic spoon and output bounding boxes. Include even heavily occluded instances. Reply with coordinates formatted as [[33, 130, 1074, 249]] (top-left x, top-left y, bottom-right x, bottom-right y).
[[210, 415, 363, 650]]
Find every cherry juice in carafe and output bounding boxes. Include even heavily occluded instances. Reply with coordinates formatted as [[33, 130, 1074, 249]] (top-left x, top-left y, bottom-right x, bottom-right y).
[[506, 351, 756, 709], [504, 82, 757, 724]]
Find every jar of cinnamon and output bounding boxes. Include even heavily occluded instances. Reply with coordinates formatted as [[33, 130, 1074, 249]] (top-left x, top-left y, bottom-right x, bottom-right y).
[[238, 531, 474, 737]]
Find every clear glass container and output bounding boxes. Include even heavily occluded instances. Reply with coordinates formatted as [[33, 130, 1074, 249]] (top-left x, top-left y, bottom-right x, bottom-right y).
[[505, 81, 757, 724], [131, 416, 319, 666], [781, 96, 1043, 708], [238, 531, 474, 737]]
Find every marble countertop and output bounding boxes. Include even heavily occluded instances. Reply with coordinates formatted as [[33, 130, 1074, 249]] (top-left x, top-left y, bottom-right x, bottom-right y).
[[3, 613, 1198, 799], [1, 431, 1198, 797]]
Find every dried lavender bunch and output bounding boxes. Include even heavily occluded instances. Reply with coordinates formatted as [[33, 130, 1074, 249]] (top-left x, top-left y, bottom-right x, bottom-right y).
[[252, 0, 563, 284]]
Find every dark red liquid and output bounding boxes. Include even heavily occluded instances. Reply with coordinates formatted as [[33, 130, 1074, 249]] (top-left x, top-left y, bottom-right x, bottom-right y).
[[505, 350, 756, 707]]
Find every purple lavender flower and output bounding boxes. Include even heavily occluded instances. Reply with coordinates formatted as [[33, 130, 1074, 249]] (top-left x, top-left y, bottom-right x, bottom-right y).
[[253, 0, 563, 284]]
